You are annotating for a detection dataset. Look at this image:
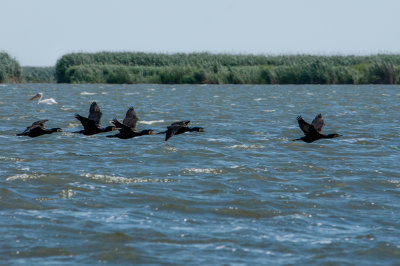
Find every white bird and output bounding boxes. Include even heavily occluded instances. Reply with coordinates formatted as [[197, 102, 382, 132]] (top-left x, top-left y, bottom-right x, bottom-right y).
[[29, 92, 58, 105]]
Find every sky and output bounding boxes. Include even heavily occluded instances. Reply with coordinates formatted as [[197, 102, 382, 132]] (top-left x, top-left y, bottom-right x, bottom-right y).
[[1, 0, 400, 66]]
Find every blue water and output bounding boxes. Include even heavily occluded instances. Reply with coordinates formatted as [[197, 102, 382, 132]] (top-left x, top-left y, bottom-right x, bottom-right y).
[[1, 84, 400, 265]]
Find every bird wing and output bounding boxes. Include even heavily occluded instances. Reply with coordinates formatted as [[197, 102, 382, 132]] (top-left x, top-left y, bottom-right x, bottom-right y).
[[41, 98, 58, 105], [18, 120, 47, 136], [171, 120, 190, 126], [297, 116, 318, 136], [22, 119, 47, 133], [75, 114, 98, 130], [88, 102, 102, 126], [165, 124, 182, 141], [29, 124, 46, 135], [112, 119, 135, 137], [112, 119, 132, 131], [311, 114, 325, 133], [31, 119, 48, 127], [122, 107, 138, 129]]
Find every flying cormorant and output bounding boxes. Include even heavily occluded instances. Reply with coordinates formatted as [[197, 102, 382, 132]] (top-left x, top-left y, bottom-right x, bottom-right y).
[[17, 120, 62, 137], [294, 114, 341, 143], [75, 102, 115, 135]]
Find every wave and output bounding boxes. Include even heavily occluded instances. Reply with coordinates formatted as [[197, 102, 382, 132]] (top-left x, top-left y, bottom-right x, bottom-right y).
[[182, 168, 225, 174], [228, 144, 264, 149], [0, 156, 25, 162], [139, 120, 165, 125], [81, 173, 175, 184], [6, 173, 45, 181]]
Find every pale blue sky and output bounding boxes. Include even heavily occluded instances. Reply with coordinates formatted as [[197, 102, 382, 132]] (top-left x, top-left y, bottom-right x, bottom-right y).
[[1, 0, 400, 66]]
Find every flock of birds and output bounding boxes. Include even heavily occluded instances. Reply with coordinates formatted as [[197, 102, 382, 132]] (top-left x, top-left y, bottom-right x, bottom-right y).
[[17, 93, 341, 143], [18, 94, 205, 141]]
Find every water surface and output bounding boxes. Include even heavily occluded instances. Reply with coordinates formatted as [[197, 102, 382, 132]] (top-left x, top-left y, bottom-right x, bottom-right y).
[[1, 84, 400, 264]]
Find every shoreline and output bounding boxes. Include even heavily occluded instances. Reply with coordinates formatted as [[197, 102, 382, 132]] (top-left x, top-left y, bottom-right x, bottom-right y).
[[2, 52, 400, 84]]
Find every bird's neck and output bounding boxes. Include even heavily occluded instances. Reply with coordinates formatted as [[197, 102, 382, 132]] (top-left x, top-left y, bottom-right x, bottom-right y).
[[47, 128, 59, 133]]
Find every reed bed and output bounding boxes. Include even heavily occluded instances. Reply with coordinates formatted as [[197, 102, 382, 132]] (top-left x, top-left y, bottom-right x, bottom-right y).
[[55, 52, 400, 84], [22, 67, 56, 83], [2, 51, 400, 84]]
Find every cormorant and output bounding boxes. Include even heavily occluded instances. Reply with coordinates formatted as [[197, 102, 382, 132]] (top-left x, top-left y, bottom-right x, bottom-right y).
[[106, 107, 155, 139], [294, 114, 341, 143], [17, 120, 62, 137], [75, 102, 115, 135], [159, 120, 204, 141]]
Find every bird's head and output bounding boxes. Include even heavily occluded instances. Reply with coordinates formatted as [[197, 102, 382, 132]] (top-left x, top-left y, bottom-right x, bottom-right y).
[[192, 127, 204, 132], [29, 93, 42, 101], [142, 129, 156, 135]]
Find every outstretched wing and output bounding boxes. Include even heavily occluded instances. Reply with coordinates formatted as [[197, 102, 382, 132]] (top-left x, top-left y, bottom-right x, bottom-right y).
[[297, 116, 318, 136], [31, 119, 48, 127], [18, 120, 47, 136], [88, 102, 102, 126], [311, 114, 324, 133], [75, 114, 98, 130], [165, 124, 182, 141], [112, 119, 133, 131], [171, 120, 190, 126], [112, 118, 135, 136], [122, 107, 138, 129], [21, 119, 48, 133], [112, 119, 124, 128]]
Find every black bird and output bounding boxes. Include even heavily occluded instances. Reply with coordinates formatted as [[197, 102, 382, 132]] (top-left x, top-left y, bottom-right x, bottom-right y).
[[160, 120, 204, 141], [17, 120, 62, 138], [75, 102, 115, 135], [106, 107, 155, 139], [294, 114, 341, 143]]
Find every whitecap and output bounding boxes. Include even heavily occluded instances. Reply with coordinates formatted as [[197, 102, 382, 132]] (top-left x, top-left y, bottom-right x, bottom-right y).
[[182, 168, 224, 174], [59, 189, 76, 199], [7, 173, 44, 181], [80, 92, 97, 95], [0, 156, 25, 162], [139, 120, 165, 125], [261, 109, 276, 113], [206, 137, 234, 142], [228, 144, 264, 149], [81, 173, 174, 184]]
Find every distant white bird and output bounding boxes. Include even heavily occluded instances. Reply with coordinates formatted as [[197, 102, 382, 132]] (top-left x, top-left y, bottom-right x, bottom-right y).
[[29, 93, 58, 105]]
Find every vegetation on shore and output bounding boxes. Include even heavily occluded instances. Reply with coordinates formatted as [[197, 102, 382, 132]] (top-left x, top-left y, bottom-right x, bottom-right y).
[[2, 51, 400, 84], [55, 52, 400, 84], [0, 52, 22, 83], [22, 66, 56, 83]]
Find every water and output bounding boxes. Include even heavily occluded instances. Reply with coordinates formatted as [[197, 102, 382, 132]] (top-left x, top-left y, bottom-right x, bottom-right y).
[[1, 84, 400, 265]]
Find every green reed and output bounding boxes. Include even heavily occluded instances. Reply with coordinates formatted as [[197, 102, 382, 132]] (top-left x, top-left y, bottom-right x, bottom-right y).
[[54, 52, 400, 84], [22, 67, 56, 83]]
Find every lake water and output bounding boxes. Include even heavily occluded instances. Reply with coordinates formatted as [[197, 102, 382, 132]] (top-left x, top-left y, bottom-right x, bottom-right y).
[[1, 84, 400, 265]]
